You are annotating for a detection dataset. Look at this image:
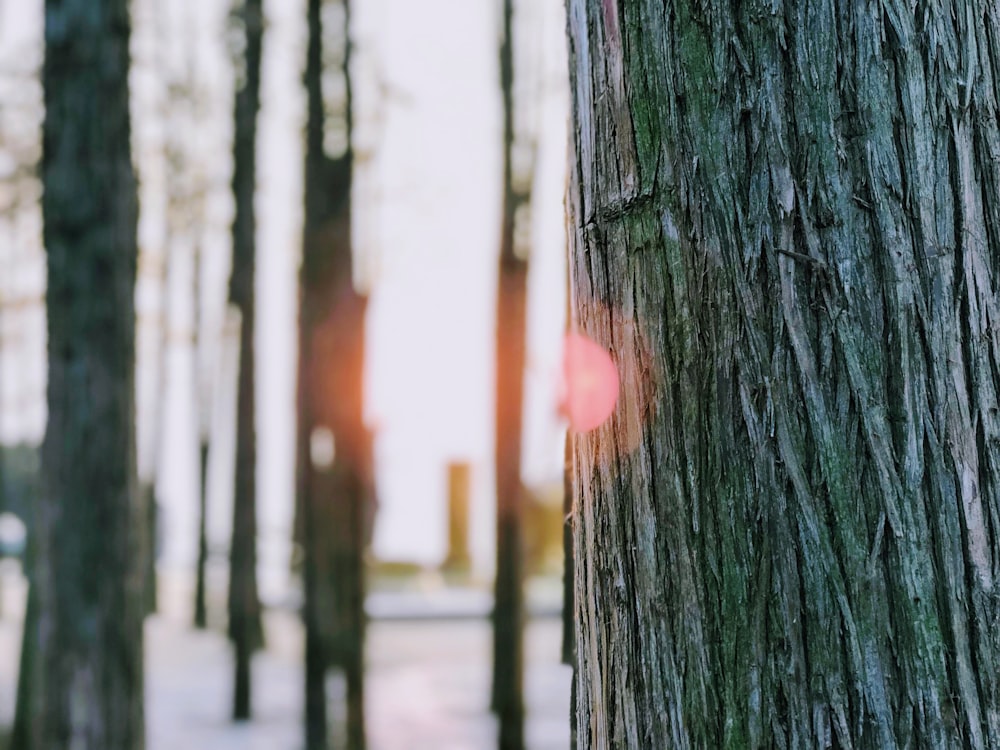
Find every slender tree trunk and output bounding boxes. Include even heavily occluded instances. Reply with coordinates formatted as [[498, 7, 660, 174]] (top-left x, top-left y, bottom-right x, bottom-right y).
[[227, 0, 264, 722], [10, 549, 37, 750], [302, 485, 327, 750], [566, 1, 1000, 747], [193, 219, 210, 629], [561, 432, 577, 748], [193, 205, 210, 631], [34, 1, 145, 746], [299, 2, 371, 748], [139, 242, 171, 620], [491, 2, 529, 748], [140, 483, 158, 615], [10, 451, 40, 750], [193, 437, 210, 628]]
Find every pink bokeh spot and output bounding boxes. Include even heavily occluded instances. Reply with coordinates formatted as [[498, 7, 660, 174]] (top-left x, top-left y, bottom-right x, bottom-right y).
[[560, 332, 620, 432]]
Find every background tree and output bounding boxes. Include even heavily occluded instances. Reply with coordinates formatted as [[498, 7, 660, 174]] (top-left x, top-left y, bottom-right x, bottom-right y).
[[158, 4, 215, 636], [9, 451, 39, 750], [298, 0, 373, 748], [193, 243, 212, 631], [561, 431, 576, 748], [490, 0, 533, 748], [227, 0, 265, 722], [31, 0, 146, 746], [565, 1, 1000, 747]]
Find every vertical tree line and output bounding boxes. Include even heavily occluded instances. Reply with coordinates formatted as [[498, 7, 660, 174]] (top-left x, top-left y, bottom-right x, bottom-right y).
[[227, 0, 265, 723], [30, 0, 145, 747], [491, 0, 534, 747], [298, 1, 372, 748]]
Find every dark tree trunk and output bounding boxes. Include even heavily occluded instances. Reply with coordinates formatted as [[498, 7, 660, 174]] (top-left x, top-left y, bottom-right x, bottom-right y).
[[33, 0, 145, 746], [562, 432, 577, 749], [491, 2, 529, 748], [10, 552, 37, 750], [194, 437, 210, 629], [566, 1, 1000, 747], [193, 237, 210, 629], [299, 1, 372, 748], [141, 483, 157, 615], [193, 236, 210, 630], [561, 435, 575, 667], [227, 0, 264, 722], [9, 450, 39, 750]]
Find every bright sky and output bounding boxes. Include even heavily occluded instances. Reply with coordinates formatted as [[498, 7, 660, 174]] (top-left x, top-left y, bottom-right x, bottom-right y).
[[0, 0, 570, 590]]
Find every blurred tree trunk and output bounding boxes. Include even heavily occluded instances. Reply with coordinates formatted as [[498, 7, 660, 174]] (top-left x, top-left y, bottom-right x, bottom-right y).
[[11, 546, 37, 750], [10, 452, 40, 750], [194, 242, 210, 629], [138, 264, 166, 618], [149, 4, 213, 631], [561, 432, 576, 748], [140, 313, 165, 616], [32, 0, 145, 746], [227, 0, 265, 722], [491, 1, 530, 748], [298, 1, 372, 749], [566, 1, 1000, 747], [194, 429, 210, 628]]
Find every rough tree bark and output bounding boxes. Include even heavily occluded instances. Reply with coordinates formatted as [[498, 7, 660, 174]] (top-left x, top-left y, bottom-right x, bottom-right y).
[[566, 1, 1000, 748], [32, 0, 145, 746], [227, 0, 265, 722], [298, 1, 372, 748]]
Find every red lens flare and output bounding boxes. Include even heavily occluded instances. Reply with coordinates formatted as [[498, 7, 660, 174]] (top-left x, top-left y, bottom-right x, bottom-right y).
[[559, 332, 619, 432]]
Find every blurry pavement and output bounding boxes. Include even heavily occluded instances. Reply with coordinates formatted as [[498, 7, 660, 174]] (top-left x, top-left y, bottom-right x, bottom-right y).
[[0, 565, 572, 750]]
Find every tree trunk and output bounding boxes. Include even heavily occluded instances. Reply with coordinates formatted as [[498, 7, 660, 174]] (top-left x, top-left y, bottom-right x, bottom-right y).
[[562, 432, 577, 749], [141, 483, 158, 616], [194, 437, 210, 628], [193, 215, 209, 631], [566, 2, 1000, 748], [227, 0, 265, 722], [491, 3, 530, 749], [11, 553, 37, 750], [9, 449, 40, 750], [562, 434, 575, 667], [299, 2, 371, 748], [34, 0, 145, 746]]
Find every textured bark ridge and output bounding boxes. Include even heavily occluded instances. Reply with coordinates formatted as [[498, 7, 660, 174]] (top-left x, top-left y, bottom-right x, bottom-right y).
[[566, 1, 1000, 747]]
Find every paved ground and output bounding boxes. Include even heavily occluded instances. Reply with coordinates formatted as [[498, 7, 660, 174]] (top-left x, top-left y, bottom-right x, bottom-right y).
[[0, 566, 571, 749]]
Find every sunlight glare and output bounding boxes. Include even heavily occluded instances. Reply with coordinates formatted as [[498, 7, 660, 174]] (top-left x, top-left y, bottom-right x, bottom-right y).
[[560, 332, 619, 432]]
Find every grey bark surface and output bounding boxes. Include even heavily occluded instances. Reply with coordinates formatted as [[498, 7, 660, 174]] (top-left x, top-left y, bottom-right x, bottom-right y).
[[566, 1, 1000, 748], [33, 0, 145, 747], [227, 0, 265, 722]]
